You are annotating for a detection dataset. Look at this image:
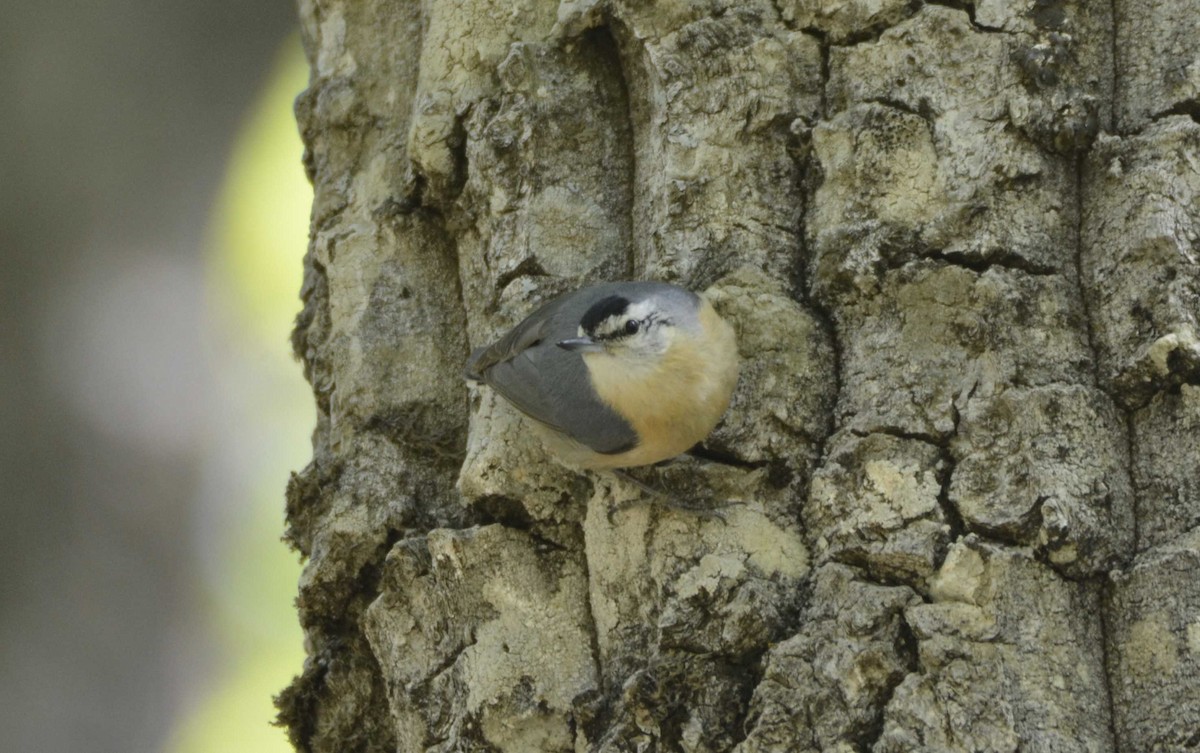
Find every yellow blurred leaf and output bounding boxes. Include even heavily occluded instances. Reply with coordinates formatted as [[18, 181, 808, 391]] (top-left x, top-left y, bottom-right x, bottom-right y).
[[209, 34, 310, 347]]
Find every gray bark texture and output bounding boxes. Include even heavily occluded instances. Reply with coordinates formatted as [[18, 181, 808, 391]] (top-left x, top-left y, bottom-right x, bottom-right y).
[[279, 1, 1200, 751]]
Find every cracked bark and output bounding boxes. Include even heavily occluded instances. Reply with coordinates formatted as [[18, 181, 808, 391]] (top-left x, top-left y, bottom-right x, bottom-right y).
[[281, 1, 1200, 751]]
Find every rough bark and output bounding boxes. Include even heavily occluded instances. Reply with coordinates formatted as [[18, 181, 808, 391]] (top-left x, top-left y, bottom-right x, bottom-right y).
[[280, 1, 1200, 751]]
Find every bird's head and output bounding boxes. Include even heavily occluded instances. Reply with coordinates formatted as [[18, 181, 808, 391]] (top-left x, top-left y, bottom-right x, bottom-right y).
[[557, 289, 701, 367]]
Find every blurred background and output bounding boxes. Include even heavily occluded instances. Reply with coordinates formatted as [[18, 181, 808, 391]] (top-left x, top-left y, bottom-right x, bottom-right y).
[[1, 3, 313, 751]]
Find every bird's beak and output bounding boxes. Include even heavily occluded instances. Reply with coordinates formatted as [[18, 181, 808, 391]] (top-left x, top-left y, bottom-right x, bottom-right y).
[[557, 336, 603, 353]]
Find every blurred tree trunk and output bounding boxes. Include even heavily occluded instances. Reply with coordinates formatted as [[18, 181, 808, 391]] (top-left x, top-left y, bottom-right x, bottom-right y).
[[279, 1, 1200, 751]]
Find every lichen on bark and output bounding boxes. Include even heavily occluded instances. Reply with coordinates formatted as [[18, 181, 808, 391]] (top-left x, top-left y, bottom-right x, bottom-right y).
[[282, 0, 1200, 751]]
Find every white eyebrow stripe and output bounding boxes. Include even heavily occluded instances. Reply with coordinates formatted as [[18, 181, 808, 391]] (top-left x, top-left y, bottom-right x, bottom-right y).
[[623, 301, 656, 322], [593, 300, 661, 339]]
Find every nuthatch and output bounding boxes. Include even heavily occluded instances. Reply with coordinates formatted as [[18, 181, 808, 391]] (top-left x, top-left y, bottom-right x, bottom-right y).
[[466, 282, 739, 470]]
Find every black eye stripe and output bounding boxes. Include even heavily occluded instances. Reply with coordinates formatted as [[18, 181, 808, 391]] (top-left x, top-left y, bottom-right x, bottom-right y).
[[583, 308, 671, 341], [592, 316, 644, 341]]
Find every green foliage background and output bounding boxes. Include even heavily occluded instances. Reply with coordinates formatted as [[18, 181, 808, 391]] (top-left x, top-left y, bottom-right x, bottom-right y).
[[168, 36, 309, 753]]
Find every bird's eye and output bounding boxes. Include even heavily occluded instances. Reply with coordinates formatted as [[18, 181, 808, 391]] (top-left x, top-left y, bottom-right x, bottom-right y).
[[624, 319, 640, 335]]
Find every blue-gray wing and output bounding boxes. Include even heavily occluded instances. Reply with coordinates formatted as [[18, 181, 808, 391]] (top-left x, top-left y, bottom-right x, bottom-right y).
[[465, 286, 638, 455]]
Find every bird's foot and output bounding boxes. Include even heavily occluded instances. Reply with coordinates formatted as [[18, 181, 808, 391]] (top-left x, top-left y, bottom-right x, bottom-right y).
[[605, 469, 736, 524]]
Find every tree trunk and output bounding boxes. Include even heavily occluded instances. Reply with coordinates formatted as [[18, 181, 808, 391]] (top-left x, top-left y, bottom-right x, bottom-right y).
[[279, 1, 1200, 751]]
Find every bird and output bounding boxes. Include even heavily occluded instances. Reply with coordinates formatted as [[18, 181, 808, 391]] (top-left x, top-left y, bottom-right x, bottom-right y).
[[465, 281, 739, 471]]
